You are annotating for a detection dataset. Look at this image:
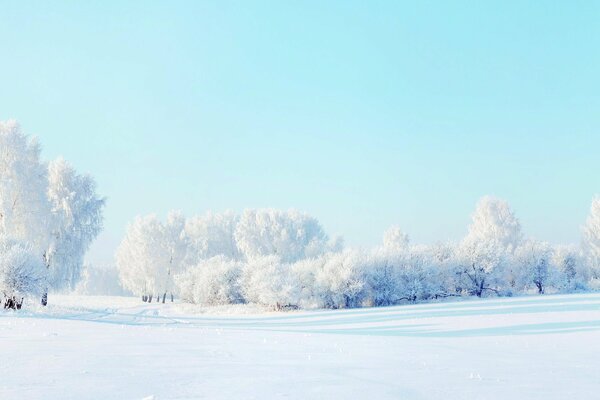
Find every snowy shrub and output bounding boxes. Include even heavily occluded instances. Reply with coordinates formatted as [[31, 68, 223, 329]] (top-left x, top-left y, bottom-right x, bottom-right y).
[[176, 256, 243, 305], [552, 246, 588, 292], [315, 250, 368, 309], [366, 258, 402, 306], [241, 255, 301, 309], [0, 240, 46, 303]]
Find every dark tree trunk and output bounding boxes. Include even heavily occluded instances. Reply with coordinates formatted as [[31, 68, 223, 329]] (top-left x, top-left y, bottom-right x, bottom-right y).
[[162, 292, 166, 304], [4, 296, 22, 310], [536, 281, 544, 294], [41, 291, 48, 306], [148, 294, 153, 303], [170, 293, 174, 302]]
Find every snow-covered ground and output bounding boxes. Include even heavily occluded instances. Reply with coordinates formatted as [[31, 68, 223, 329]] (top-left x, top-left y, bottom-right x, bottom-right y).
[[2, 293, 600, 399]]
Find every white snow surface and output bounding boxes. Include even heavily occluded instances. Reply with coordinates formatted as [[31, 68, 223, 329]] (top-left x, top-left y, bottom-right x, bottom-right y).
[[2, 293, 600, 399]]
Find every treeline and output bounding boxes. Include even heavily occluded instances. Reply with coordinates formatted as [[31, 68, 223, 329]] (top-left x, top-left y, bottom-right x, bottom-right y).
[[117, 197, 600, 310]]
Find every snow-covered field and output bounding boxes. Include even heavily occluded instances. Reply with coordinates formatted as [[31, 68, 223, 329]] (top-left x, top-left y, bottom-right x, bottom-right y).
[[2, 293, 600, 399]]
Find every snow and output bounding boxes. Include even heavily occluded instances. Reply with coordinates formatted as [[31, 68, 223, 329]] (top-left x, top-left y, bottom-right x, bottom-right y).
[[2, 293, 600, 399]]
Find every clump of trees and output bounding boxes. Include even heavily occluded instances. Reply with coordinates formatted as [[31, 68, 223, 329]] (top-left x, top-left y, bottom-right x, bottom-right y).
[[0, 121, 105, 309], [116, 196, 600, 310]]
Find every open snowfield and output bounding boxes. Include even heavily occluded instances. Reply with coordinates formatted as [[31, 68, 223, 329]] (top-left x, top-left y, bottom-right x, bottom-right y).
[[2, 293, 600, 400]]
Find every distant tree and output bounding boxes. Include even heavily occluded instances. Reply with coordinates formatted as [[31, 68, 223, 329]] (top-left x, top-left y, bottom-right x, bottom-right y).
[[382, 226, 409, 253], [514, 240, 553, 294], [75, 264, 131, 296], [457, 196, 522, 297]]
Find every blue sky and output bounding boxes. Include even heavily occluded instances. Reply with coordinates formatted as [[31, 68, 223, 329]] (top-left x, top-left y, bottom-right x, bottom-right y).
[[1, 1, 599, 265]]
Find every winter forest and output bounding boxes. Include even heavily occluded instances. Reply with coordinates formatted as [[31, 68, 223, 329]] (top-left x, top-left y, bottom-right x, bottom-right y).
[[3, 121, 600, 311]]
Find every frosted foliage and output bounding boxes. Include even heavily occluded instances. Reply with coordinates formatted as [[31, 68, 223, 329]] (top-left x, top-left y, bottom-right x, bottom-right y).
[[315, 250, 367, 309], [184, 211, 240, 263], [464, 196, 522, 252], [0, 121, 104, 298], [116, 214, 186, 296], [383, 226, 409, 252], [176, 256, 243, 305], [0, 239, 46, 298], [122, 196, 600, 309], [235, 209, 329, 262], [514, 240, 553, 294], [553, 246, 587, 291], [582, 197, 600, 277], [241, 256, 300, 308], [46, 158, 105, 290], [0, 121, 53, 255]]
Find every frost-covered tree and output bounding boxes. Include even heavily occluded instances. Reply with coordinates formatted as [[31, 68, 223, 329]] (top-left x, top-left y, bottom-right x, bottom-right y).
[[315, 250, 367, 308], [75, 264, 131, 296], [457, 239, 507, 297], [552, 245, 588, 292], [176, 256, 243, 305], [582, 196, 600, 278], [46, 158, 105, 290], [457, 197, 522, 297], [235, 209, 329, 263], [463, 196, 522, 250], [0, 121, 104, 305], [366, 256, 401, 306], [116, 213, 186, 302], [161, 211, 188, 302], [0, 239, 46, 308], [0, 121, 53, 258], [514, 240, 553, 294], [184, 211, 241, 263], [241, 255, 300, 309], [289, 256, 326, 309], [382, 226, 409, 253]]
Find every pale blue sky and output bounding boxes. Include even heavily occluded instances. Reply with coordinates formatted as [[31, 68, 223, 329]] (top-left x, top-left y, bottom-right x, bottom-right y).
[[1, 1, 599, 265]]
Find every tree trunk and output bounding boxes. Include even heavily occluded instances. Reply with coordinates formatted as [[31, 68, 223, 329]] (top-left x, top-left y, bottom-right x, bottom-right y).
[[148, 294, 153, 303], [41, 291, 48, 306], [171, 293, 174, 302], [162, 292, 166, 304]]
